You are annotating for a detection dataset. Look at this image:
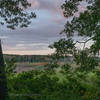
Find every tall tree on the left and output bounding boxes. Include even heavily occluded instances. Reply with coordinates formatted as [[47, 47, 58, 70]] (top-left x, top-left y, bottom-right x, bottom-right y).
[[0, 0, 36, 99], [0, 40, 7, 100]]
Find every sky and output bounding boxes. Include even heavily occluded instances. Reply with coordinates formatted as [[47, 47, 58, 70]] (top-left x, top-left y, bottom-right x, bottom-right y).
[[0, 0, 67, 55], [0, 0, 91, 55]]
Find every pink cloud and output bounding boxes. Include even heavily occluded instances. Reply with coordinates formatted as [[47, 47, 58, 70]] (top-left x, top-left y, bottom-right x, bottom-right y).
[[29, 0, 65, 22], [29, 0, 40, 9]]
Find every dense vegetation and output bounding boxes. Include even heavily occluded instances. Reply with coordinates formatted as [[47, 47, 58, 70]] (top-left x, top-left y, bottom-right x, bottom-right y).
[[6, 0, 100, 99], [1, 0, 100, 100], [7, 64, 100, 100]]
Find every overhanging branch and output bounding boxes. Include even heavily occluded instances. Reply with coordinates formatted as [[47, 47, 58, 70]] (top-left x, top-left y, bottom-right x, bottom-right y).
[[75, 37, 93, 49]]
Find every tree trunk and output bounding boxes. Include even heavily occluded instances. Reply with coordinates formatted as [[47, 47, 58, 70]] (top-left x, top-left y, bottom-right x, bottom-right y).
[[0, 40, 7, 100]]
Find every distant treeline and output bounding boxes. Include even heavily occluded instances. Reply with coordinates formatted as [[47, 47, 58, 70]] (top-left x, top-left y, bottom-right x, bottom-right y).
[[3, 54, 73, 63], [4, 54, 50, 63], [4, 54, 100, 63]]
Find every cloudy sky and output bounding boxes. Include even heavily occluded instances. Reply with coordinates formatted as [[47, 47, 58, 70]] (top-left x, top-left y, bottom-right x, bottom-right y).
[[0, 0, 67, 55]]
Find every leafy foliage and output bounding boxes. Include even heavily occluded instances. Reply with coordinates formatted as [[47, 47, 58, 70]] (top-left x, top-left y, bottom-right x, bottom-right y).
[[0, 0, 36, 29], [49, 38, 75, 59], [61, 0, 100, 55], [74, 50, 98, 71], [5, 58, 16, 74], [7, 68, 100, 100], [48, 0, 100, 71]]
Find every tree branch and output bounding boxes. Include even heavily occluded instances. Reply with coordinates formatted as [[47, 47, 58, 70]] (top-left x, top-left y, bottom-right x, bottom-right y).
[[75, 37, 93, 50]]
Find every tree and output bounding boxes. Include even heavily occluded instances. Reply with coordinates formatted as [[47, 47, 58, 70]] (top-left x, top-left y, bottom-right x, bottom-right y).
[[61, 0, 100, 70], [61, 0, 100, 55], [49, 38, 75, 62], [0, 40, 7, 100], [0, 0, 36, 29], [0, 0, 36, 99], [50, 0, 100, 71]]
